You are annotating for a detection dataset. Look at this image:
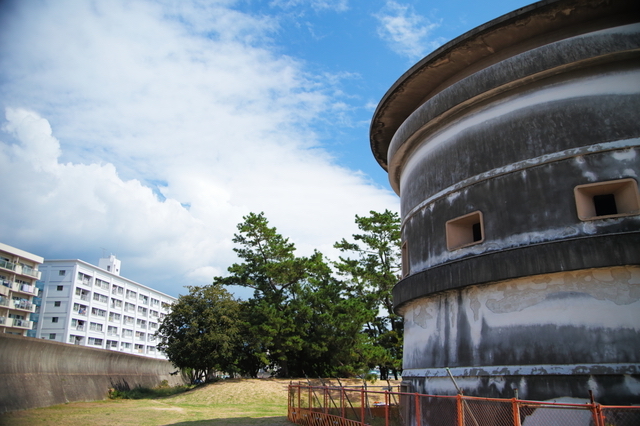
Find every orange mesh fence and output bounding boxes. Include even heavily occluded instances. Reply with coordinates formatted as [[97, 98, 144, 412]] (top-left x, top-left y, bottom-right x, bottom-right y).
[[288, 383, 639, 426]]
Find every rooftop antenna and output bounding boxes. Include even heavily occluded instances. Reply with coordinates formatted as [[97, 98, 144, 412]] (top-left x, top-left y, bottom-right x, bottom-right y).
[[100, 247, 107, 258]]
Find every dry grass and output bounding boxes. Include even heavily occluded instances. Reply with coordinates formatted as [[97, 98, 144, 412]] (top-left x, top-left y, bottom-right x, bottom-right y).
[[2, 378, 401, 426], [1, 379, 293, 426]]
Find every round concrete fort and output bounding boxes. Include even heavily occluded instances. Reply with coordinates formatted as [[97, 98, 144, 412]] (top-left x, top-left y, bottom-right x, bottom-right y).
[[370, 0, 640, 404]]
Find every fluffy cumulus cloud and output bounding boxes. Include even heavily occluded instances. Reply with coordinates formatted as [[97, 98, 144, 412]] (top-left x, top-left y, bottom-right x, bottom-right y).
[[374, 1, 445, 63], [0, 0, 397, 297]]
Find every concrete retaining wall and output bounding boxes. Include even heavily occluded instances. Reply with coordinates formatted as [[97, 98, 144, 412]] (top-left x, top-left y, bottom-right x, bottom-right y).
[[0, 333, 186, 412]]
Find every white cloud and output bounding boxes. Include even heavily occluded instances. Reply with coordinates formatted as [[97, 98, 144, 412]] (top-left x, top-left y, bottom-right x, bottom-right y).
[[0, 0, 397, 297], [374, 1, 444, 63]]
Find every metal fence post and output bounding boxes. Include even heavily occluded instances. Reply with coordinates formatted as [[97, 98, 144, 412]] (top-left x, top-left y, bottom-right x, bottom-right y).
[[324, 386, 328, 414], [415, 393, 420, 426], [361, 387, 366, 426], [456, 394, 464, 426], [512, 398, 521, 426], [385, 390, 390, 426]]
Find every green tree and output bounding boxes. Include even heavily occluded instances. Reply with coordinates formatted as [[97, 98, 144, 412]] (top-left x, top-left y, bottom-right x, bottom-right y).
[[156, 284, 241, 383], [215, 212, 371, 378], [334, 209, 403, 379]]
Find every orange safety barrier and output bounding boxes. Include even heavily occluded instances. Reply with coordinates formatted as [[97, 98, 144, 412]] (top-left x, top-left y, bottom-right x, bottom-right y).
[[287, 383, 640, 426]]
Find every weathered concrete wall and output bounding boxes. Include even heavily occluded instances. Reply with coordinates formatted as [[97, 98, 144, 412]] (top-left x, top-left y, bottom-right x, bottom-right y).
[[0, 333, 185, 413], [399, 266, 640, 404]]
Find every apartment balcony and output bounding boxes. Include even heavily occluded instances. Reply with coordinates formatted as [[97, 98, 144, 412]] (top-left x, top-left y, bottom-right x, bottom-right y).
[[11, 300, 36, 313], [7, 318, 33, 329], [0, 296, 9, 308], [0, 315, 6, 325], [0, 259, 16, 272], [16, 264, 41, 280], [0, 284, 9, 297], [4, 281, 39, 296], [76, 308, 87, 316]]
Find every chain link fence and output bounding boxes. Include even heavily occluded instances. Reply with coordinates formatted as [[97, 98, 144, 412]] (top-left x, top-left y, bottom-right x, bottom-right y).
[[288, 383, 640, 426]]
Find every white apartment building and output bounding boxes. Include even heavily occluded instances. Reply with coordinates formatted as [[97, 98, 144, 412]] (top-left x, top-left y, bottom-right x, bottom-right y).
[[0, 242, 43, 336], [36, 255, 176, 359]]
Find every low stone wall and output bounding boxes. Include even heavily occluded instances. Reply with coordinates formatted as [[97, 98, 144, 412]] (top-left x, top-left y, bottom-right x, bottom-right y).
[[0, 334, 186, 412]]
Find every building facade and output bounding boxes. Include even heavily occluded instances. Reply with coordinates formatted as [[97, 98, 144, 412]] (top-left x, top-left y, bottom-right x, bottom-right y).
[[370, 0, 640, 408], [0, 243, 43, 336], [36, 256, 176, 359]]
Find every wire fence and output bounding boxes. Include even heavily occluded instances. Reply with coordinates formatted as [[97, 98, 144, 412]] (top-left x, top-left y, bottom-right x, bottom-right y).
[[287, 382, 640, 426]]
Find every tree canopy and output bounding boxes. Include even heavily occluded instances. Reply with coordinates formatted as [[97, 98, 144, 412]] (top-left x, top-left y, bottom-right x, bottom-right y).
[[157, 210, 402, 380], [156, 284, 241, 383], [334, 209, 403, 379]]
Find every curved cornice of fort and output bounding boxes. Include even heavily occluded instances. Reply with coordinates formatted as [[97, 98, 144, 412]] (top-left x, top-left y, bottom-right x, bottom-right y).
[[369, 0, 640, 179]]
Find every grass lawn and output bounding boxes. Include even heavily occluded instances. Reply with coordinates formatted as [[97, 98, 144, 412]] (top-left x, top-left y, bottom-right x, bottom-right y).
[[0, 379, 293, 426]]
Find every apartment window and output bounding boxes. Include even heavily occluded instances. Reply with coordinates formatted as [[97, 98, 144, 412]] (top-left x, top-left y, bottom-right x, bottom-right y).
[[139, 294, 149, 305], [135, 344, 144, 353], [56, 285, 63, 291], [125, 302, 135, 313], [151, 298, 159, 306], [138, 306, 147, 316], [112, 284, 124, 295], [126, 289, 137, 300], [73, 303, 88, 315], [88, 337, 103, 346], [107, 325, 118, 336], [95, 278, 109, 290], [121, 342, 131, 349], [136, 319, 147, 329], [93, 292, 108, 303], [58, 270, 66, 276], [106, 340, 118, 349], [89, 322, 103, 332], [123, 328, 133, 337], [49, 333, 56, 339], [109, 312, 121, 322], [150, 310, 158, 318], [54, 301, 61, 307], [446, 211, 484, 251], [574, 178, 640, 220], [77, 272, 92, 286], [72, 319, 85, 331], [51, 317, 58, 323], [124, 315, 134, 325], [91, 307, 106, 317], [149, 322, 158, 329]]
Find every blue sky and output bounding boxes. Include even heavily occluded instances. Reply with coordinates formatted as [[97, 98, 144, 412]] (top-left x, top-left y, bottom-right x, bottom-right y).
[[0, 0, 531, 298]]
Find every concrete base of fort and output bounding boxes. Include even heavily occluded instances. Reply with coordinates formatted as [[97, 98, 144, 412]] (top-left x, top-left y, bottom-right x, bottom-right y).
[[399, 266, 640, 405], [0, 333, 186, 412]]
